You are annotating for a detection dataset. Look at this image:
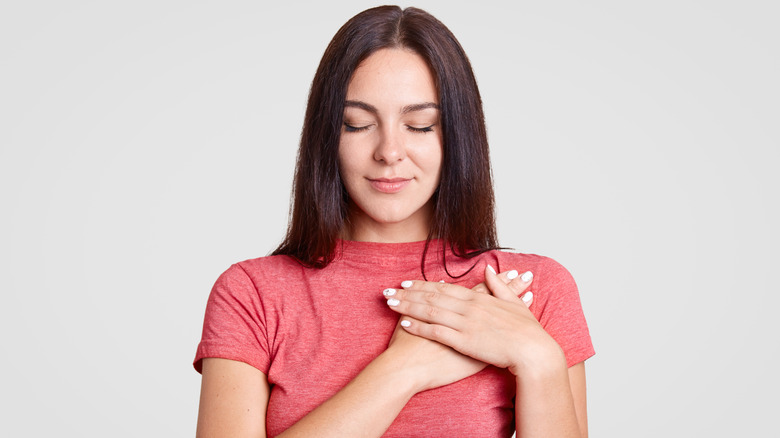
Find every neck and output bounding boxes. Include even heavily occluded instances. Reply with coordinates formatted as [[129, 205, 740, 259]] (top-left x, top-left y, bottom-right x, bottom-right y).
[[343, 205, 433, 243]]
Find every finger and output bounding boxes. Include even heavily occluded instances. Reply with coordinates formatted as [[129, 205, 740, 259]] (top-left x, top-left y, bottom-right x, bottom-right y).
[[387, 287, 469, 314], [503, 270, 534, 298], [520, 291, 534, 308], [398, 316, 462, 347], [472, 269, 516, 294], [386, 293, 466, 327], [399, 279, 473, 301], [484, 264, 521, 302]]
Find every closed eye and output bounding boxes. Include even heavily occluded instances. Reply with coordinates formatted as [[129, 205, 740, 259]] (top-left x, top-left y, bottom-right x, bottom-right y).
[[344, 123, 371, 133], [407, 124, 435, 133]]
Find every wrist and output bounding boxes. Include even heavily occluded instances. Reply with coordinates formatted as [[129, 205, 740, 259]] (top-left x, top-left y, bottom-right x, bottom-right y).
[[372, 349, 426, 396], [508, 340, 567, 379]]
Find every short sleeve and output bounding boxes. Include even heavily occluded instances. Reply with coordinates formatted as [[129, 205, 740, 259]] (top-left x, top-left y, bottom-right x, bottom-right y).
[[193, 263, 270, 374], [534, 257, 595, 367]]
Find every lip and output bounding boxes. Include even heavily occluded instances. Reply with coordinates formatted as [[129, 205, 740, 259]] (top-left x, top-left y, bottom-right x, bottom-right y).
[[369, 177, 411, 194]]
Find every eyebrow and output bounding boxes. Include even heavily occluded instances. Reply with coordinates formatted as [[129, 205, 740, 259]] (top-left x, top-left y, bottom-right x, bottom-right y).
[[344, 100, 440, 115]]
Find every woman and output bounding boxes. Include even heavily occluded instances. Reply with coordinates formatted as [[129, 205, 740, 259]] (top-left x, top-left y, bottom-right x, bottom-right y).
[[195, 6, 593, 437]]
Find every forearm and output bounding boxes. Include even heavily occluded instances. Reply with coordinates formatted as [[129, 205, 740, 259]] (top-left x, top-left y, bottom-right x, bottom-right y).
[[513, 349, 582, 438], [278, 350, 416, 438]]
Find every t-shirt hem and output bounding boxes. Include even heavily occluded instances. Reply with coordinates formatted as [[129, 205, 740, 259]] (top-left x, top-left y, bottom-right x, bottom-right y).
[[193, 343, 270, 375], [566, 346, 596, 368]]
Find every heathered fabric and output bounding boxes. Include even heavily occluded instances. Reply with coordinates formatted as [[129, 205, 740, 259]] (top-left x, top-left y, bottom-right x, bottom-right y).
[[194, 240, 594, 437]]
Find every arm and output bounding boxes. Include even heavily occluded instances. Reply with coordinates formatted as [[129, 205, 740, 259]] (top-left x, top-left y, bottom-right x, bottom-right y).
[[197, 358, 270, 438], [512, 355, 585, 437], [197, 270, 528, 438], [196, 352, 422, 438], [569, 362, 588, 437], [197, 339, 477, 438]]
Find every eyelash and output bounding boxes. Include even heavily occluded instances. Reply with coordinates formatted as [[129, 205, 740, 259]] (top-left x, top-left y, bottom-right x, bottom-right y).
[[343, 123, 435, 133], [408, 125, 435, 133], [343, 123, 369, 133]]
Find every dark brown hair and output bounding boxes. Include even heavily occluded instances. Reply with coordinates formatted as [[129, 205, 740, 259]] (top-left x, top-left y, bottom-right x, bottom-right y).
[[273, 5, 498, 275]]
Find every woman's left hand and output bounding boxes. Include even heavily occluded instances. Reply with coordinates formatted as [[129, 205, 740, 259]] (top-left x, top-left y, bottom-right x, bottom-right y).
[[385, 265, 564, 376]]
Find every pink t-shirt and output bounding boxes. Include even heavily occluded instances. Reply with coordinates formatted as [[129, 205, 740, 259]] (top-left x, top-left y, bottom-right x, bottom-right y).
[[194, 240, 594, 437]]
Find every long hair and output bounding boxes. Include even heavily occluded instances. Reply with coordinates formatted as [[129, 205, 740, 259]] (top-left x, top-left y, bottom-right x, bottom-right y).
[[273, 5, 498, 274]]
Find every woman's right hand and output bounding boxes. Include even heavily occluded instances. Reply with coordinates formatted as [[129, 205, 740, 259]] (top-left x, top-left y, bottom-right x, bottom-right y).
[[381, 269, 533, 392]]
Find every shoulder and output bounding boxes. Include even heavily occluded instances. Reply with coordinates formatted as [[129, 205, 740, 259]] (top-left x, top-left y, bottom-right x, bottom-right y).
[[210, 254, 306, 299], [222, 254, 306, 282]]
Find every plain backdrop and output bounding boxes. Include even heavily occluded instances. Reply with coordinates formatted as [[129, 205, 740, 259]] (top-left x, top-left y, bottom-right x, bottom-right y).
[[1, 1, 778, 436]]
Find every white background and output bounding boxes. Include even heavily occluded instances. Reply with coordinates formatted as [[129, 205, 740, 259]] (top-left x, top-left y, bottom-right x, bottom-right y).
[[1, 1, 778, 436]]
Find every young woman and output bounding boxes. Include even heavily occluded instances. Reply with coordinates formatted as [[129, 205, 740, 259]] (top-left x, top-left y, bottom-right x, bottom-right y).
[[194, 6, 593, 437]]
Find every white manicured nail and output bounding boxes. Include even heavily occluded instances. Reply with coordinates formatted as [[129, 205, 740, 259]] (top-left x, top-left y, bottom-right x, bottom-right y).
[[487, 264, 496, 274], [401, 280, 413, 288], [521, 271, 533, 282], [387, 298, 400, 306], [400, 320, 411, 328], [507, 270, 518, 280], [522, 292, 533, 303], [383, 288, 396, 297]]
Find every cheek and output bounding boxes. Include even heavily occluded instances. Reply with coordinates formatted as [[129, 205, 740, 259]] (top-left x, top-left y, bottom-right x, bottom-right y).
[[337, 142, 357, 174], [337, 145, 367, 196], [338, 154, 360, 182], [420, 143, 443, 176], [429, 133, 444, 170]]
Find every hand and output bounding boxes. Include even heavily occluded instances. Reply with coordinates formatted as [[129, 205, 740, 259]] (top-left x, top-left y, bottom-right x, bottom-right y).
[[381, 269, 533, 391], [386, 265, 563, 376]]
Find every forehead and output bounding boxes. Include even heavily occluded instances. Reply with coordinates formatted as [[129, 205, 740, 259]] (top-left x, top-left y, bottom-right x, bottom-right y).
[[346, 48, 438, 107]]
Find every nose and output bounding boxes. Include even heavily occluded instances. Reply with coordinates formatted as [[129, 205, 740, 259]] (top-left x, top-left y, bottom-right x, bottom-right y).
[[373, 127, 406, 163]]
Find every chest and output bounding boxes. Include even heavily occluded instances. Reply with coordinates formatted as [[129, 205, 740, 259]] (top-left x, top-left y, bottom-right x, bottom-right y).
[[260, 263, 516, 437]]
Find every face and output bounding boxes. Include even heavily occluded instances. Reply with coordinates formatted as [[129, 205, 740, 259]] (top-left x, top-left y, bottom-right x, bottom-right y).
[[338, 48, 443, 242]]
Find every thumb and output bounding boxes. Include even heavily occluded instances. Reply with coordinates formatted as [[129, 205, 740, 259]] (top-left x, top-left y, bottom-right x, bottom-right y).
[[485, 265, 521, 302]]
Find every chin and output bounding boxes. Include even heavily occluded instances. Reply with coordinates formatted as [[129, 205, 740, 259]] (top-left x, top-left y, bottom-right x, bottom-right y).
[[368, 211, 414, 225], [349, 196, 433, 228], [369, 205, 430, 225]]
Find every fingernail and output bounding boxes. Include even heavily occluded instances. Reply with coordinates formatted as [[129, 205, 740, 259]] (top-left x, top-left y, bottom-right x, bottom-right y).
[[487, 264, 496, 274], [400, 320, 411, 328], [387, 298, 400, 306], [401, 280, 413, 288], [439, 280, 445, 283], [383, 288, 396, 297], [507, 270, 518, 280], [522, 291, 533, 303], [521, 271, 533, 282]]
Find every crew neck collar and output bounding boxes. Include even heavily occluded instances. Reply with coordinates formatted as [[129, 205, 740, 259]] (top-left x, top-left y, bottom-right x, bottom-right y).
[[330, 239, 490, 282], [335, 238, 444, 258]]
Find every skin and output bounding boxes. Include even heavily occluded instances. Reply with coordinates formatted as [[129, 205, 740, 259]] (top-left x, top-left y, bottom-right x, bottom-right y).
[[338, 48, 442, 243], [196, 48, 588, 437]]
